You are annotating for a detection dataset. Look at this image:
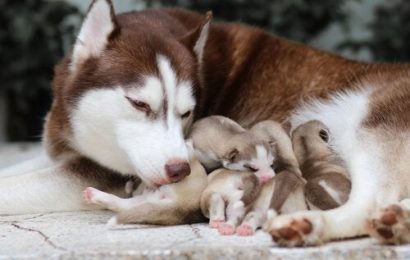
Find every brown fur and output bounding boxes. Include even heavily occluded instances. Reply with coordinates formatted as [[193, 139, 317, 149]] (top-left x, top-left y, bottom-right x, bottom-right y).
[[292, 120, 351, 210]]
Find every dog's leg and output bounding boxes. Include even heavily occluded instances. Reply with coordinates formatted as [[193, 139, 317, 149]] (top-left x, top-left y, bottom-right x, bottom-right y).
[[208, 193, 226, 228], [367, 198, 410, 244], [0, 159, 127, 215], [266, 149, 378, 246], [218, 200, 245, 235]]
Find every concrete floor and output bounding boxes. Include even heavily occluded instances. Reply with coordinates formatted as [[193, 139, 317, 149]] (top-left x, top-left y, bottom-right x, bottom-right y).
[[1, 143, 410, 259]]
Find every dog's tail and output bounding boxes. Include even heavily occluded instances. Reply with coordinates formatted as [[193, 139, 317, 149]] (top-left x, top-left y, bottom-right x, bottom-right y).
[[110, 201, 205, 226]]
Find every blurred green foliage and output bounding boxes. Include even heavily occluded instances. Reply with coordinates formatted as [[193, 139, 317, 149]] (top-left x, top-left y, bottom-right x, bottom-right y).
[[149, 0, 347, 42], [0, 0, 81, 141], [2, 0, 410, 141]]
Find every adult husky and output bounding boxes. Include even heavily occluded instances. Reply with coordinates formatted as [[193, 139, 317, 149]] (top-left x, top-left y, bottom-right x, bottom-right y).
[[2, 0, 410, 246]]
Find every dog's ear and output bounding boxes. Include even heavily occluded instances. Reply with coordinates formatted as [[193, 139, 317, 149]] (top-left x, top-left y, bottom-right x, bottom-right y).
[[71, 0, 118, 70], [180, 11, 213, 63]]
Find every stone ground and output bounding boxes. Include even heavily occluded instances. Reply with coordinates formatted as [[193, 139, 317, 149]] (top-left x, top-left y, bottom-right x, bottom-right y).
[[1, 143, 410, 259]]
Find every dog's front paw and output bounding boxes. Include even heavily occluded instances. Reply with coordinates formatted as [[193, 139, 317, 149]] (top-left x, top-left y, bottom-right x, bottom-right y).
[[265, 212, 325, 247], [367, 204, 410, 244]]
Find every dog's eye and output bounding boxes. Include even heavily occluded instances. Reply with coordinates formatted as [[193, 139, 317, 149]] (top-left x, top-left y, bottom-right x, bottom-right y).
[[244, 164, 258, 172], [319, 129, 329, 142], [181, 110, 191, 119], [126, 97, 151, 115]]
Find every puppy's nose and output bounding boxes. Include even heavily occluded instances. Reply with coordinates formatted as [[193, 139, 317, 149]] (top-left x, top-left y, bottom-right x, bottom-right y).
[[165, 161, 191, 183]]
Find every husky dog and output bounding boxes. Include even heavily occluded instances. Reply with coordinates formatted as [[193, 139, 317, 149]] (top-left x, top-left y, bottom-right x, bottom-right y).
[[292, 120, 351, 210], [2, 0, 410, 246], [190, 116, 276, 183]]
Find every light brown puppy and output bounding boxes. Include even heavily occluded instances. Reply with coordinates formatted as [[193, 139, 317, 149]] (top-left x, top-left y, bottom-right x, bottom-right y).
[[190, 116, 276, 183], [200, 168, 261, 235], [83, 149, 208, 225], [292, 120, 351, 210], [200, 119, 307, 236]]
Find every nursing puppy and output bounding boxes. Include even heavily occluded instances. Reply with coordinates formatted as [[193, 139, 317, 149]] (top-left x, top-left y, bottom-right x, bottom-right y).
[[190, 115, 276, 183], [199, 119, 306, 236], [83, 146, 208, 225], [292, 120, 351, 210]]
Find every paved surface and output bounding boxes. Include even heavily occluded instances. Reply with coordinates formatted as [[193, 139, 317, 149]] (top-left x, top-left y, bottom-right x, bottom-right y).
[[1, 143, 410, 259]]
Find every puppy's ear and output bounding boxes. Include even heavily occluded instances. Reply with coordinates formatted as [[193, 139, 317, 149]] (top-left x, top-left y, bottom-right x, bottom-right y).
[[180, 11, 212, 63], [71, 0, 118, 70], [224, 148, 238, 162]]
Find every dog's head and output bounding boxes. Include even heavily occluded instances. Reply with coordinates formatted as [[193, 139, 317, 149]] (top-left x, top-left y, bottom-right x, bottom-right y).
[[53, 0, 212, 187]]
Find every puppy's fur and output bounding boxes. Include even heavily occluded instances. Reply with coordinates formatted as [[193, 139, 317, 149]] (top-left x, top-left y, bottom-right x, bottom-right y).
[[84, 155, 207, 225], [292, 120, 351, 210], [190, 116, 276, 182], [200, 169, 260, 235], [200, 119, 307, 236]]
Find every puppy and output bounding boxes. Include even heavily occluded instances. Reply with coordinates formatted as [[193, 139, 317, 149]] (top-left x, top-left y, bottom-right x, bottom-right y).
[[200, 168, 261, 235], [200, 120, 307, 236], [250, 120, 306, 213], [189, 116, 276, 183], [292, 120, 351, 210], [83, 144, 208, 225]]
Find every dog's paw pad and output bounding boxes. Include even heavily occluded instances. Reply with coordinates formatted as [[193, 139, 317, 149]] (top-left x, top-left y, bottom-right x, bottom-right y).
[[209, 219, 225, 229], [266, 213, 323, 247], [218, 223, 235, 235], [367, 204, 410, 244], [83, 187, 97, 203], [236, 224, 254, 236]]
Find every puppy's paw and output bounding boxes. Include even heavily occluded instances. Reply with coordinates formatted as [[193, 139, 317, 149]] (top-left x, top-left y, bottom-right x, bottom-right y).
[[367, 204, 410, 244], [218, 223, 235, 236], [236, 223, 255, 236], [209, 219, 225, 229], [265, 212, 324, 247], [83, 187, 98, 204]]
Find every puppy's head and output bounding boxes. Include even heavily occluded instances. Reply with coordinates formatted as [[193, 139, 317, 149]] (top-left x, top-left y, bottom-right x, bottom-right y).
[[291, 120, 331, 164], [221, 135, 276, 183], [55, 0, 212, 187]]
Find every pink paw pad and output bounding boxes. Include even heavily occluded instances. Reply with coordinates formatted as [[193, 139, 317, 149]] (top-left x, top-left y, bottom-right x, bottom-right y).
[[218, 223, 235, 236], [209, 220, 225, 229], [83, 187, 96, 203], [236, 224, 255, 236]]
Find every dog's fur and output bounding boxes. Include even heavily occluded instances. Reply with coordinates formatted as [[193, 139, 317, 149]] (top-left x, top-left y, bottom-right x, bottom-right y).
[[190, 115, 276, 182], [2, 0, 410, 246], [292, 120, 351, 210]]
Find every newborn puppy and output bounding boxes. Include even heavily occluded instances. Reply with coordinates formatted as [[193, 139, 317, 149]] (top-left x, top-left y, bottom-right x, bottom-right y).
[[190, 116, 276, 183], [250, 120, 306, 214], [200, 168, 261, 235], [201, 120, 307, 236], [292, 120, 351, 210], [83, 144, 208, 225]]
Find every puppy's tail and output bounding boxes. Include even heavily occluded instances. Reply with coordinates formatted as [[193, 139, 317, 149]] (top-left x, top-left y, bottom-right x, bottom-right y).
[[110, 202, 205, 226]]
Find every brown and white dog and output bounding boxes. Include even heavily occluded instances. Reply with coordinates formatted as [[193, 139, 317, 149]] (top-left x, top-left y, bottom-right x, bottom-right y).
[[2, 0, 410, 246]]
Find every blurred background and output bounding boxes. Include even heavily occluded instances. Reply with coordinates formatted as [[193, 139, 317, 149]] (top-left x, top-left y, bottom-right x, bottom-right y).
[[0, 0, 409, 143]]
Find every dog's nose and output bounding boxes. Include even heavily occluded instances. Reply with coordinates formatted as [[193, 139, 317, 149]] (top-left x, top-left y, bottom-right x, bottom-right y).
[[165, 161, 191, 183]]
